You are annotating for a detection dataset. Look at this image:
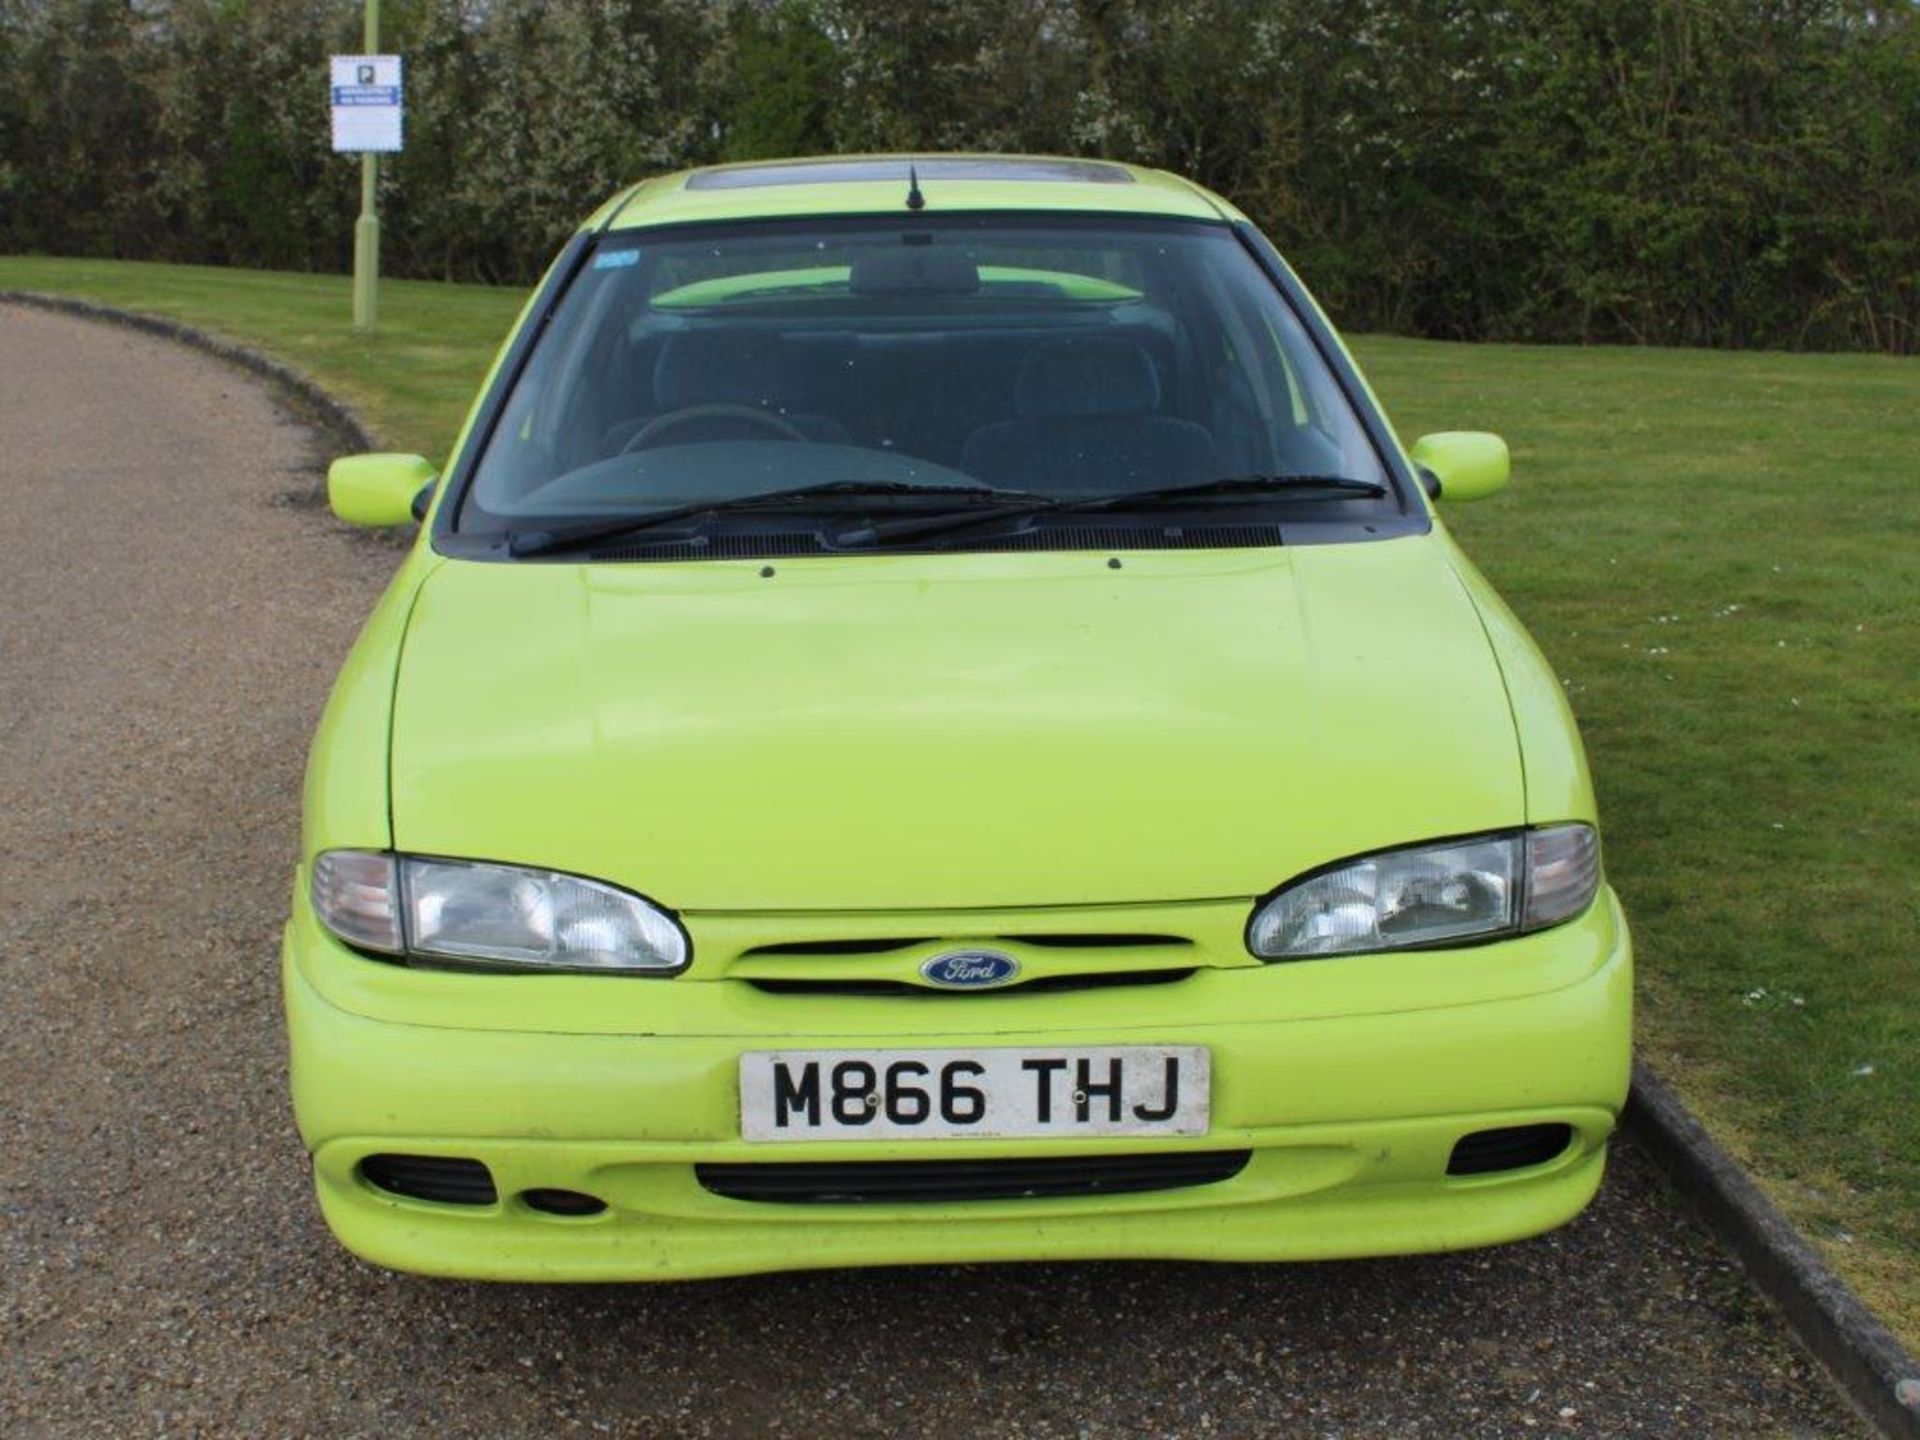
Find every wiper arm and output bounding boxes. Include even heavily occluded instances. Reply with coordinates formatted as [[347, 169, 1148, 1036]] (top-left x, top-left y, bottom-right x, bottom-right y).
[[835, 473, 1386, 548], [1068, 474, 1388, 511], [507, 480, 1040, 558], [832, 497, 1065, 547]]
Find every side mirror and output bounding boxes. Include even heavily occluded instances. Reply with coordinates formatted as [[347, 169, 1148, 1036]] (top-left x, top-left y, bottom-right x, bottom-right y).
[[327, 453, 439, 527], [1409, 432, 1509, 503]]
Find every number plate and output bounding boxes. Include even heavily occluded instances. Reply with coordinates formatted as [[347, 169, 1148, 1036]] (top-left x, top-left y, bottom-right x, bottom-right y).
[[739, 1046, 1209, 1142]]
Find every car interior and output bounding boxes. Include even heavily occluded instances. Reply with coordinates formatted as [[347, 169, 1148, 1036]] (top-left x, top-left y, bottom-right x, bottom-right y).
[[591, 327, 1225, 495]]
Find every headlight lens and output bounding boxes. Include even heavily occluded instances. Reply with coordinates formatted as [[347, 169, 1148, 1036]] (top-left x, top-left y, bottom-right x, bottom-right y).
[[309, 851, 687, 974], [1247, 824, 1599, 960]]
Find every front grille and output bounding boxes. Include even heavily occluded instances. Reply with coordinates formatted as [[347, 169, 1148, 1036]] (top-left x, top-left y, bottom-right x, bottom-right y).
[[697, 1150, 1251, 1204], [1447, 1124, 1574, 1176], [1014, 933, 1189, 949], [741, 934, 1190, 961], [359, 1153, 498, 1205], [746, 967, 1197, 997], [743, 936, 931, 958]]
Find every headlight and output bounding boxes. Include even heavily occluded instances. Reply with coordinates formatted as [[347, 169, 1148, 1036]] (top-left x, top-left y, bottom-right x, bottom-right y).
[[1246, 824, 1599, 960], [309, 851, 688, 974]]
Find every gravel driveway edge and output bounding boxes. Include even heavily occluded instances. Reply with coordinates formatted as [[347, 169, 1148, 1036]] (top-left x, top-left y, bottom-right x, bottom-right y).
[[0, 290, 378, 457], [1629, 1061, 1920, 1438]]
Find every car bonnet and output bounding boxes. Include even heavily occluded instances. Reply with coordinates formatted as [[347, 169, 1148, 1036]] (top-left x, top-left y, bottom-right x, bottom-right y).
[[387, 537, 1522, 912]]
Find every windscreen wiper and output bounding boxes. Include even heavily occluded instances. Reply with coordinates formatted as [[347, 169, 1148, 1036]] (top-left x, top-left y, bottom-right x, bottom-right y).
[[507, 479, 1045, 558], [1070, 473, 1389, 509], [837, 473, 1386, 548]]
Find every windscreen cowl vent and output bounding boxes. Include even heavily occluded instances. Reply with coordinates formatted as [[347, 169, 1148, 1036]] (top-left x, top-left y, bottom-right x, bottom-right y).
[[590, 523, 1287, 563], [594, 531, 822, 562], [970, 523, 1284, 553]]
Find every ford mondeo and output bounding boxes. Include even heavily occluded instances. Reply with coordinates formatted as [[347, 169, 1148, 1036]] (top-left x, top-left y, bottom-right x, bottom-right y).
[[290, 155, 1632, 1279]]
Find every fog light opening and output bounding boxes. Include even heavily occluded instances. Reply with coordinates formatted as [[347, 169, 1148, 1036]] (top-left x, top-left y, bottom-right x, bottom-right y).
[[521, 1188, 608, 1217], [359, 1154, 498, 1206], [1447, 1123, 1576, 1177]]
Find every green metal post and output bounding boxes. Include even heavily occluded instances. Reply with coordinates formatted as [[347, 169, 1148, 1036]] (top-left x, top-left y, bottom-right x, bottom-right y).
[[350, 0, 382, 333]]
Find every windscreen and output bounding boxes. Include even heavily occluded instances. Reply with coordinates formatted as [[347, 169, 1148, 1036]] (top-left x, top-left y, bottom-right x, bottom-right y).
[[459, 216, 1394, 532]]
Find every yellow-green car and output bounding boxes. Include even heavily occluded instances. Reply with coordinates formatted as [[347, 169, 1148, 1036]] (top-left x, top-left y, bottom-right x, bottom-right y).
[[291, 155, 1631, 1280]]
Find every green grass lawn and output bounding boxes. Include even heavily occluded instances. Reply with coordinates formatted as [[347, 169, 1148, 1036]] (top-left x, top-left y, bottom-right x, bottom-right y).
[[5, 255, 1915, 1339]]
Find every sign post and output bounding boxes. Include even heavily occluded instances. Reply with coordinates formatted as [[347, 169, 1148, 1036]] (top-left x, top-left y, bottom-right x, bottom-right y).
[[330, 1, 401, 333]]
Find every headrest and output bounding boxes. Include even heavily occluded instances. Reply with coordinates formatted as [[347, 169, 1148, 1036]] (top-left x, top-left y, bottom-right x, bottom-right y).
[[1014, 337, 1161, 419], [848, 248, 980, 295], [653, 330, 793, 411]]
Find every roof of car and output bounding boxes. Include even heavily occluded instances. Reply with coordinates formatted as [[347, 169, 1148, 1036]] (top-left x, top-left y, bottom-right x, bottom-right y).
[[590, 155, 1246, 233]]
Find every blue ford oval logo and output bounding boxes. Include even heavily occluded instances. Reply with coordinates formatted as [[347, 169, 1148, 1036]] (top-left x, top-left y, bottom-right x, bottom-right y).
[[920, 950, 1021, 989]]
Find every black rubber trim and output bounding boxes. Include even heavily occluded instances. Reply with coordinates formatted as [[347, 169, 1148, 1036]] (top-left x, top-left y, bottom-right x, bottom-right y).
[[697, 1149, 1250, 1204]]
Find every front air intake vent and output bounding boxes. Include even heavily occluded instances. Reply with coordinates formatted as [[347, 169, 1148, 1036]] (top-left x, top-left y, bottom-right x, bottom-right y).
[[697, 1150, 1251, 1204], [743, 935, 1189, 960], [742, 937, 932, 958], [1010, 933, 1190, 949], [747, 968, 1197, 997], [1446, 1124, 1574, 1176], [360, 1153, 498, 1205]]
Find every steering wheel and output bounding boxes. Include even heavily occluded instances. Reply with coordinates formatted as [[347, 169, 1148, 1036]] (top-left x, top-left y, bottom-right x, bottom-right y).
[[623, 403, 807, 452]]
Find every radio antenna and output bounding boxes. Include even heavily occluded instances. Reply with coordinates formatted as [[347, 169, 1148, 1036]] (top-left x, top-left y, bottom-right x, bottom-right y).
[[905, 163, 926, 211]]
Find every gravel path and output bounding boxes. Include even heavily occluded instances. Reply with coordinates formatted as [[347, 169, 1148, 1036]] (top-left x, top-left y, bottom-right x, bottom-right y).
[[0, 302, 1864, 1438]]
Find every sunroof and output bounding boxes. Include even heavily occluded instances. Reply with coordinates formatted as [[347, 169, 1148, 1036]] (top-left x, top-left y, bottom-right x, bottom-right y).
[[687, 157, 1135, 191]]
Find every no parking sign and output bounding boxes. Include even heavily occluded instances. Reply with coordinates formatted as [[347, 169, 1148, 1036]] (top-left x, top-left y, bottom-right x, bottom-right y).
[[330, 54, 403, 153]]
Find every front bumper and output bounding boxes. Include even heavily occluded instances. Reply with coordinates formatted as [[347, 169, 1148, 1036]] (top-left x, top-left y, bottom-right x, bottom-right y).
[[284, 892, 1633, 1281]]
